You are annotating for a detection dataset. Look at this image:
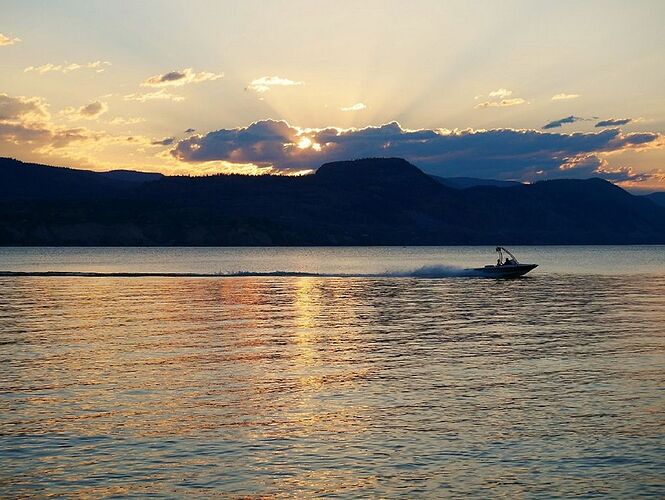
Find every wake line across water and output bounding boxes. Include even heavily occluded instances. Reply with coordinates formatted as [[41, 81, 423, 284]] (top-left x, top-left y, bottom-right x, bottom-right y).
[[234, 265, 480, 278], [0, 265, 483, 278]]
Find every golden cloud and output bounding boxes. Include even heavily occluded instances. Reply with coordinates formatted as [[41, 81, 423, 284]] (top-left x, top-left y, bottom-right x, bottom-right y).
[[246, 76, 304, 93], [24, 61, 111, 74], [0, 33, 21, 46]]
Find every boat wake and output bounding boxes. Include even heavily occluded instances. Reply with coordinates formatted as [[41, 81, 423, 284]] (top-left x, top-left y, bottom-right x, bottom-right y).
[[381, 265, 482, 278], [0, 265, 483, 279], [233, 265, 481, 278]]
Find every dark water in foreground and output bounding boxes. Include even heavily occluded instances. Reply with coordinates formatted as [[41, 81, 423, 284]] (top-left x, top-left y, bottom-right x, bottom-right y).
[[1, 247, 664, 497]]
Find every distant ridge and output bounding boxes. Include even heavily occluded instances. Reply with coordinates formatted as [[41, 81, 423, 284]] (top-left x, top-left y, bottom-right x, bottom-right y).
[[431, 176, 522, 189], [99, 170, 164, 183], [645, 192, 665, 208], [1, 156, 664, 245]]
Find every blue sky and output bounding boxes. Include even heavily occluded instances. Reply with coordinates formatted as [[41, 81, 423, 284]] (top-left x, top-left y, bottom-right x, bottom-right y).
[[1, 0, 663, 190]]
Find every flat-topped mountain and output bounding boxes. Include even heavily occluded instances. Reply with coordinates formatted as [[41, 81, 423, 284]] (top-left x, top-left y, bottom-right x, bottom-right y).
[[1, 156, 663, 245]]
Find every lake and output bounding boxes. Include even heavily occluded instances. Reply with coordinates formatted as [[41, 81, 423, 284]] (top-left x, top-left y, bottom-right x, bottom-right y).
[[1, 246, 664, 497]]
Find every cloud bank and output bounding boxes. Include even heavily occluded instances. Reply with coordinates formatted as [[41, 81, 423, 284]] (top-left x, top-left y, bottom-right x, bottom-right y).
[[0, 92, 157, 169], [171, 120, 662, 183]]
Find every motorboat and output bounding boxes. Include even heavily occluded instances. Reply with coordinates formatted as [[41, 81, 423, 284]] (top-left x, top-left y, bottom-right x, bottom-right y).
[[469, 247, 538, 278]]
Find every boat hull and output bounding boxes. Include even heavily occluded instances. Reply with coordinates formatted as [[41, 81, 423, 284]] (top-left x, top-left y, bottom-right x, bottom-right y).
[[468, 263, 538, 278]]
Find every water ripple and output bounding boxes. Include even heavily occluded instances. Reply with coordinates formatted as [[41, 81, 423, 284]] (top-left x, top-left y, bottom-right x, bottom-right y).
[[1, 264, 664, 496]]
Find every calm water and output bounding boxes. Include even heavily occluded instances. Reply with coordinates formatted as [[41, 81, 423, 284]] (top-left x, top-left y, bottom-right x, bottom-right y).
[[1, 247, 664, 497]]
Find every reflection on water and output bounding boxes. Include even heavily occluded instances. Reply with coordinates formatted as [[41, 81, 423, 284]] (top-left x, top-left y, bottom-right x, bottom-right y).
[[1, 272, 665, 496]]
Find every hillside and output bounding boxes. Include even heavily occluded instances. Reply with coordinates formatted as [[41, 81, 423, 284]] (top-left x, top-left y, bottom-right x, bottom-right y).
[[1, 156, 664, 245]]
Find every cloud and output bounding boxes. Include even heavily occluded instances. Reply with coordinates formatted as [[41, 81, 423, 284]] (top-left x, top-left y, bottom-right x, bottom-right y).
[[488, 88, 512, 98], [246, 76, 304, 93], [551, 93, 580, 101], [596, 118, 632, 127], [142, 68, 223, 87], [61, 101, 108, 120], [0, 92, 156, 168], [542, 115, 587, 129], [123, 89, 185, 102], [559, 154, 655, 182], [340, 102, 367, 112], [475, 98, 526, 109], [0, 93, 94, 150], [0, 93, 49, 122], [475, 89, 526, 109], [185, 128, 196, 134], [151, 137, 175, 146], [0, 33, 20, 46], [24, 61, 111, 74], [170, 119, 662, 184]]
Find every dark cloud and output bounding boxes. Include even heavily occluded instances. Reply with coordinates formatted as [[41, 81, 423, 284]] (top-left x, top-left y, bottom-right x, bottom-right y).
[[542, 115, 586, 129], [151, 137, 175, 146], [62, 100, 108, 120], [154, 71, 186, 83], [185, 128, 195, 134], [170, 120, 661, 183], [79, 101, 106, 117], [142, 68, 223, 87], [595, 118, 632, 127]]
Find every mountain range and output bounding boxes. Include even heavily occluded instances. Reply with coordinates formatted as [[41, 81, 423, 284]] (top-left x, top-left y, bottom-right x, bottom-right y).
[[1, 156, 664, 245]]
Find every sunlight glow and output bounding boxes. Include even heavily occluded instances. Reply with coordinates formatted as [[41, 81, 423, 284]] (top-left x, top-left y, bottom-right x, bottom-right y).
[[297, 137, 312, 149]]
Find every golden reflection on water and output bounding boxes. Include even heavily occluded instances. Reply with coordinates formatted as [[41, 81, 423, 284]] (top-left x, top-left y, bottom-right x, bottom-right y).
[[1, 274, 664, 496], [294, 277, 319, 366]]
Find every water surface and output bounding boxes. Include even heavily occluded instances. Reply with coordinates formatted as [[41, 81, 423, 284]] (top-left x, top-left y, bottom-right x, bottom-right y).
[[1, 247, 664, 497]]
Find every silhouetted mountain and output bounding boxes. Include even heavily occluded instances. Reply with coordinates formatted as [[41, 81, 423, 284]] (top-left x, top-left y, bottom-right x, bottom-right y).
[[462, 178, 665, 244], [645, 192, 665, 208], [0, 157, 130, 201], [431, 176, 522, 189], [1, 156, 664, 245], [99, 170, 164, 183]]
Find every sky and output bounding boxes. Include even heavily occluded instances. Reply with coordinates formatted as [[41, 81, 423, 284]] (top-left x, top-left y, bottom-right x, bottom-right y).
[[1, 0, 664, 191]]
